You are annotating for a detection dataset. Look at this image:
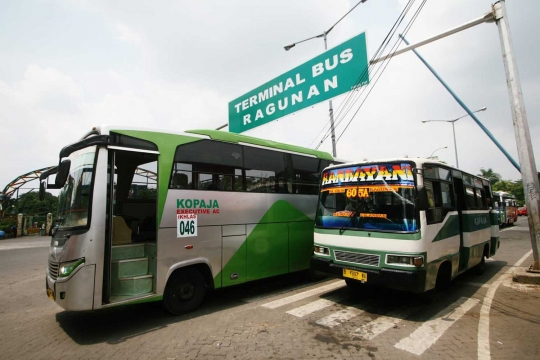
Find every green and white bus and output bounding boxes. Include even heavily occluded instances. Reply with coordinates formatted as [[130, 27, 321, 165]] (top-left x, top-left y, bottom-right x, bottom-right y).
[[41, 125, 338, 314], [311, 159, 500, 293]]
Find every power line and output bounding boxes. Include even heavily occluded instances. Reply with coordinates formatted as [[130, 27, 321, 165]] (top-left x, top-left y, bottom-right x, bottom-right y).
[[311, 0, 418, 149]]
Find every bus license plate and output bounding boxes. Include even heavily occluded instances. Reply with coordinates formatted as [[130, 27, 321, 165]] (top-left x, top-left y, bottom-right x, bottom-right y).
[[47, 288, 54, 300], [343, 268, 367, 282]]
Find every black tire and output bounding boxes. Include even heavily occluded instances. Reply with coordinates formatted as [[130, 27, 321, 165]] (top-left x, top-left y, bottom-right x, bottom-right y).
[[473, 255, 486, 276], [163, 268, 206, 315], [435, 264, 452, 291]]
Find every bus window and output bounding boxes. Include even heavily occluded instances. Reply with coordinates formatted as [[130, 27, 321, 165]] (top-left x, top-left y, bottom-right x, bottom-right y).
[[291, 155, 320, 195], [244, 146, 289, 193], [171, 140, 243, 191], [465, 187, 477, 209]]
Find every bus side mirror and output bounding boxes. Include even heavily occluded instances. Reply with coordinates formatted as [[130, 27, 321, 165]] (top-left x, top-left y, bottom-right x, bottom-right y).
[[55, 159, 71, 188], [39, 180, 46, 201], [416, 185, 429, 211]]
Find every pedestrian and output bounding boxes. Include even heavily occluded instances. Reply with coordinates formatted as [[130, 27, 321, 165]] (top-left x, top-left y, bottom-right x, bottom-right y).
[[11, 224, 17, 238]]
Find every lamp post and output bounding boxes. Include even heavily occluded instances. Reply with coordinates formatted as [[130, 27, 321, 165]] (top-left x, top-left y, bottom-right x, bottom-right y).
[[429, 146, 447, 159], [284, 0, 368, 157], [422, 107, 487, 168]]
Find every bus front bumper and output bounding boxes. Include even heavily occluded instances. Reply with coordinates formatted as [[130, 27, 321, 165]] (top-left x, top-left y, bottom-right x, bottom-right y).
[[45, 264, 96, 311], [311, 257, 427, 293]]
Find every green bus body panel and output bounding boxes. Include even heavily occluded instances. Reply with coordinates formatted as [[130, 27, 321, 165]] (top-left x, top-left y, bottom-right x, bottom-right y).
[[247, 223, 289, 281], [459, 242, 489, 272], [186, 129, 334, 160], [314, 227, 421, 240], [217, 200, 313, 287], [431, 215, 460, 242], [288, 221, 316, 273], [110, 129, 202, 228], [461, 213, 491, 232]]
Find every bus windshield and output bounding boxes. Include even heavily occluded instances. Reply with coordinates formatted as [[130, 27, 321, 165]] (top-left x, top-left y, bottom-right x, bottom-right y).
[[315, 162, 418, 232], [57, 146, 97, 228]]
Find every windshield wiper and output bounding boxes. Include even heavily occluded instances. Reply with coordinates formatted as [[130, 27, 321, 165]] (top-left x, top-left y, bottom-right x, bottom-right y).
[[339, 211, 356, 235]]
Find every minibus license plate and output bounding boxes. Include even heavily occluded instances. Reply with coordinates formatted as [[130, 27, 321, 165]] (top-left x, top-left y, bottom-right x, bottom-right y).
[[343, 269, 367, 282]]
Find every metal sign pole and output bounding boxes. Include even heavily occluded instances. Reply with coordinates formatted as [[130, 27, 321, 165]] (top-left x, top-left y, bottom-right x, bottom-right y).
[[324, 31, 337, 157], [494, 0, 540, 271]]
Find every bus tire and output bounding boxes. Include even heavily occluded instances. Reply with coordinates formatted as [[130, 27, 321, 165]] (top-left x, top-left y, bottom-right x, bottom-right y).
[[473, 255, 486, 276], [163, 268, 206, 315], [435, 262, 452, 291]]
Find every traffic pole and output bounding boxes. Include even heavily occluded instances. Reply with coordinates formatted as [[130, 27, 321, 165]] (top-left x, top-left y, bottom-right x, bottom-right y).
[[494, 0, 540, 271]]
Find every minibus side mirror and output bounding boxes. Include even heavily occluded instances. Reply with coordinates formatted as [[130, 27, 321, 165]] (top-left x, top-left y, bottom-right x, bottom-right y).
[[39, 180, 46, 201], [55, 159, 71, 188]]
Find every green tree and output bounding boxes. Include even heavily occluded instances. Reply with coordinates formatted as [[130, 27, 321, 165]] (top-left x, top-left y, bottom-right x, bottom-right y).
[[478, 168, 502, 185], [16, 192, 58, 216]]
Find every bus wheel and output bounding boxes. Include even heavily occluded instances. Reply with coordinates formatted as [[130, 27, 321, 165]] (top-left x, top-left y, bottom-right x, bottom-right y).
[[473, 256, 486, 276], [163, 268, 206, 315], [435, 263, 452, 291]]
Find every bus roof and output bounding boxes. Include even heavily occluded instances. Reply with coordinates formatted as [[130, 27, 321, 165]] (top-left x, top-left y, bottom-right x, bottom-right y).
[[97, 125, 333, 160]]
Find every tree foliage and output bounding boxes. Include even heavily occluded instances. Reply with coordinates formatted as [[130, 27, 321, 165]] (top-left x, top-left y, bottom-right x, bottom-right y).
[[15, 192, 58, 216], [477, 168, 502, 185]]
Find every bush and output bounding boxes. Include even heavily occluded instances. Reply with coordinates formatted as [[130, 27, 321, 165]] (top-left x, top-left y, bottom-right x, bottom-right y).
[[0, 217, 18, 234]]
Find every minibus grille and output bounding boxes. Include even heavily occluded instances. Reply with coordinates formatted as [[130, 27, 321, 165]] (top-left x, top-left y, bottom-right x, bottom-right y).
[[334, 250, 380, 267], [48, 261, 59, 280]]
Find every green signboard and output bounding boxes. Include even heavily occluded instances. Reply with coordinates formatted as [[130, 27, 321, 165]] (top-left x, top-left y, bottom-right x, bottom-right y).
[[228, 32, 369, 134]]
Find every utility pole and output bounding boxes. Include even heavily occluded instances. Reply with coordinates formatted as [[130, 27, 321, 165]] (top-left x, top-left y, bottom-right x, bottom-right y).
[[494, 0, 540, 271], [323, 32, 337, 157]]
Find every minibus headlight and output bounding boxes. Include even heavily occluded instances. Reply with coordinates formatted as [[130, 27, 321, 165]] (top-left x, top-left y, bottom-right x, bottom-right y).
[[59, 258, 85, 278], [314, 246, 330, 255], [387, 255, 424, 267]]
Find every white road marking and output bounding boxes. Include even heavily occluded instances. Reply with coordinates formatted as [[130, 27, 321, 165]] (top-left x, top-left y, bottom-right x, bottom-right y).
[[316, 306, 364, 328], [261, 280, 345, 309], [460, 281, 491, 288], [394, 297, 479, 355], [352, 306, 418, 340], [504, 226, 530, 232], [477, 250, 532, 360], [287, 298, 336, 318]]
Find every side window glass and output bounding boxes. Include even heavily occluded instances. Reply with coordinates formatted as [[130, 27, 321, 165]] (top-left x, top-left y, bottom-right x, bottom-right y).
[[129, 160, 157, 200], [244, 146, 289, 193], [465, 187, 477, 209], [425, 181, 435, 208], [441, 182, 453, 208], [292, 155, 320, 194], [170, 140, 243, 191]]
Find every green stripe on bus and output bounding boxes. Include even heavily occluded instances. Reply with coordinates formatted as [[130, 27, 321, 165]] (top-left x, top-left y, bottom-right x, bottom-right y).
[[432, 215, 460, 242], [461, 213, 491, 232], [216, 200, 313, 287]]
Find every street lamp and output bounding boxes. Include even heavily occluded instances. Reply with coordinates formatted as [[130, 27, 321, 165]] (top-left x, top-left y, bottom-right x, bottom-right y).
[[429, 146, 448, 159], [422, 107, 487, 168], [284, 0, 368, 157]]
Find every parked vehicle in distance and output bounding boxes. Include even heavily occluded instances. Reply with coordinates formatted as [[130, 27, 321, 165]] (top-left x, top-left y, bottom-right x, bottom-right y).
[[518, 206, 528, 216]]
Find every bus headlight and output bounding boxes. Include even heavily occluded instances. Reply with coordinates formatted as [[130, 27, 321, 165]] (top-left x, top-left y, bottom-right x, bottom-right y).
[[314, 246, 330, 256], [59, 258, 85, 278], [386, 255, 424, 267]]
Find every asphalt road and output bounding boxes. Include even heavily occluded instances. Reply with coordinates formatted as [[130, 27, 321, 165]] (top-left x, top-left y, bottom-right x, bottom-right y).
[[0, 217, 538, 360]]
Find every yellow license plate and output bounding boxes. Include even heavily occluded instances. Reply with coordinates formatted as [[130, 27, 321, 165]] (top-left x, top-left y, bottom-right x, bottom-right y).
[[343, 268, 367, 282], [47, 288, 54, 300]]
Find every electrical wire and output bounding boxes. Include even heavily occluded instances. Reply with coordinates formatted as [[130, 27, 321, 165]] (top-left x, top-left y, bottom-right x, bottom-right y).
[[312, 0, 429, 150], [335, 0, 428, 143], [311, 0, 417, 149]]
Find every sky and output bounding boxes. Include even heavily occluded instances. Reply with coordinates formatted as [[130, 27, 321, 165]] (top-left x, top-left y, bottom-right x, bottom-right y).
[[1, 0, 539, 194]]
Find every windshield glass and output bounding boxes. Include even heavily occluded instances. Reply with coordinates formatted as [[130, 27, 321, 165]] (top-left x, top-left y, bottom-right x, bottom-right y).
[[315, 162, 418, 232], [57, 146, 97, 228]]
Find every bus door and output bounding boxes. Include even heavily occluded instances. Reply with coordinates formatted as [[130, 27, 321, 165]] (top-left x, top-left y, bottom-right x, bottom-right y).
[[104, 146, 159, 304]]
